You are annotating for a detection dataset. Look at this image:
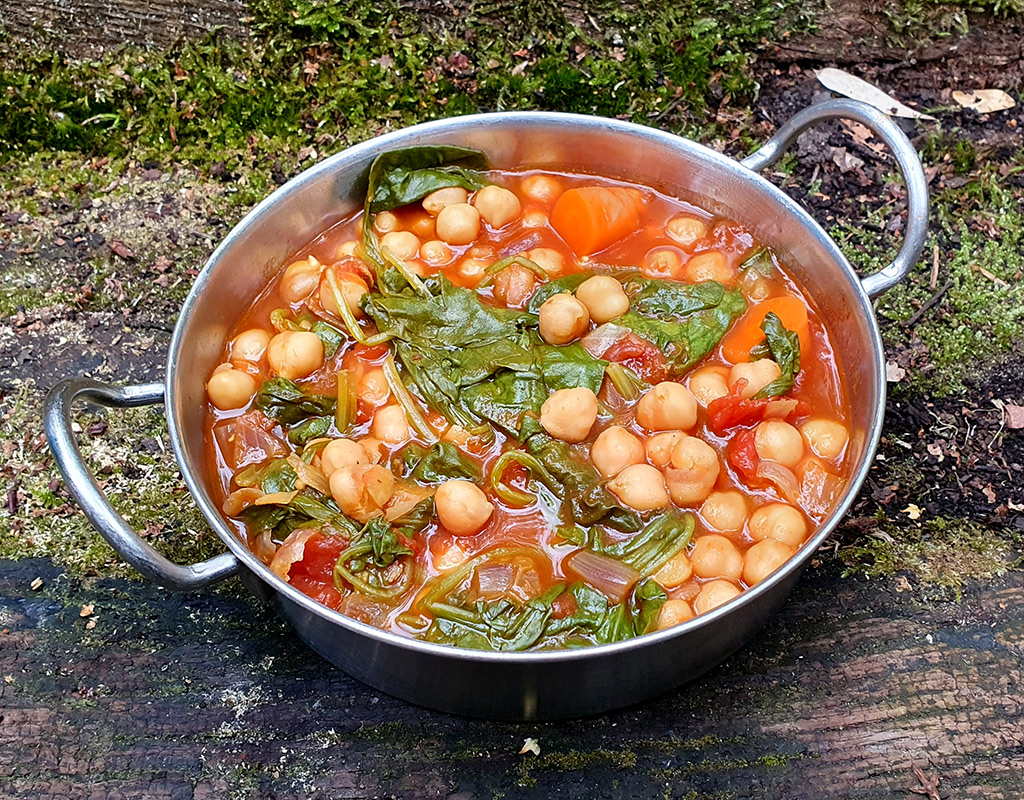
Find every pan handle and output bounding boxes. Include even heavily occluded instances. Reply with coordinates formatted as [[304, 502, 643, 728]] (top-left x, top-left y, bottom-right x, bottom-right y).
[[741, 98, 929, 299], [44, 378, 240, 590]]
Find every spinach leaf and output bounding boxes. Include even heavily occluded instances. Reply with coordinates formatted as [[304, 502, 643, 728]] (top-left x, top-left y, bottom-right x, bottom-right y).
[[401, 441, 482, 484], [616, 287, 746, 377], [363, 515, 414, 568], [751, 311, 801, 399], [239, 487, 356, 540], [525, 434, 639, 528], [538, 343, 608, 394], [255, 377, 336, 425], [362, 146, 489, 265], [626, 278, 727, 317], [462, 370, 546, 440], [426, 585, 564, 652], [334, 515, 416, 599], [526, 272, 590, 314], [365, 146, 489, 215], [287, 416, 332, 446], [739, 247, 776, 277], [259, 458, 299, 494], [547, 580, 667, 644], [392, 498, 435, 539], [563, 512, 694, 576], [312, 320, 346, 359]]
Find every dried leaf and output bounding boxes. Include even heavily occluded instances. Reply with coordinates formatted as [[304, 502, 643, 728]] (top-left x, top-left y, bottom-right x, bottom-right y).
[[903, 503, 922, 520], [80, 603, 95, 618], [982, 484, 997, 504], [910, 764, 941, 800], [952, 89, 1016, 114], [297, 146, 317, 163], [109, 239, 135, 260], [886, 361, 906, 383], [1003, 403, 1024, 429], [817, 68, 936, 121], [519, 737, 541, 756], [831, 146, 865, 173], [86, 618, 97, 630], [30, 577, 43, 591]]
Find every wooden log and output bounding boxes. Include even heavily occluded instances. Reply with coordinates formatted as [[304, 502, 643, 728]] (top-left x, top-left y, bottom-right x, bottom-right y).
[[1, 556, 1021, 798]]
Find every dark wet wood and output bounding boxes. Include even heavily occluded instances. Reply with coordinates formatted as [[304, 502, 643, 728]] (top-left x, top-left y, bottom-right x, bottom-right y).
[[2, 557, 1022, 799]]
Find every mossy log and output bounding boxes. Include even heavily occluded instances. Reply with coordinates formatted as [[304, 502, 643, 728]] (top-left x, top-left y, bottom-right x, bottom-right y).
[[2, 557, 1022, 798]]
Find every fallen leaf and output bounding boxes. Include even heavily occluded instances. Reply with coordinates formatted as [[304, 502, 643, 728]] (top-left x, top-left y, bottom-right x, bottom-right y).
[[1008, 500, 1024, 512], [297, 146, 317, 163], [1003, 403, 1024, 429], [952, 89, 1016, 114], [519, 737, 541, 756], [831, 146, 865, 173], [86, 618, 97, 630], [903, 503, 922, 520], [910, 763, 941, 800], [3, 675, 13, 684], [109, 239, 135, 260], [886, 361, 906, 383], [817, 68, 936, 120], [80, 604, 95, 618], [894, 575, 913, 593], [982, 484, 997, 504], [30, 577, 43, 591], [511, 61, 529, 77], [926, 442, 944, 462]]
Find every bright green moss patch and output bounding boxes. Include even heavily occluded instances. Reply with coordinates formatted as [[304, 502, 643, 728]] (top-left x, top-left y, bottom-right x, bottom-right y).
[[0, 0, 815, 169]]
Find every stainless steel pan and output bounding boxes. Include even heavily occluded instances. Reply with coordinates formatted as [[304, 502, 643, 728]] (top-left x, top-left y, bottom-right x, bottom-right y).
[[45, 99, 928, 720]]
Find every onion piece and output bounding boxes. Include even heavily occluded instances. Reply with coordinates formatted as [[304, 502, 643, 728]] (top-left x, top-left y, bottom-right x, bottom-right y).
[[580, 323, 629, 358], [474, 561, 515, 599], [799, 458, 847, 517], [385, 482, 434, 522], [270, 528, 318, 580], [765, 398, 799, 419], [287, 454, 330, 496], [222, 487, 262, 516], [564, 549, 641, 604], [254, 490, 299, 506], [756, 460, 801, 503]]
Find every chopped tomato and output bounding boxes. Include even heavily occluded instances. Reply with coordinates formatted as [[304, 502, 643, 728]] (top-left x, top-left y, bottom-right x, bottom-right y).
[[603, 333, 668, 383], [288, 532, 348, 609], [550, 591, 577, 620], [726, 429, 761, 486], [550, 186, 644, 256], [707, 380, 771, 435]]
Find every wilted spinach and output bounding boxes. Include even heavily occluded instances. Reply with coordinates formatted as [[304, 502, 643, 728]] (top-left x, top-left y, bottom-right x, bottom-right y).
[[750, 311, 801, 398], [400, 441, 482, 484], [560, 512, 695, 576]]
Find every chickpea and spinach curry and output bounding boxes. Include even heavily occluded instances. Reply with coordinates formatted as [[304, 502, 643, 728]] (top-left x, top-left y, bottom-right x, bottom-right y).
[[205, 145, 850, 651]]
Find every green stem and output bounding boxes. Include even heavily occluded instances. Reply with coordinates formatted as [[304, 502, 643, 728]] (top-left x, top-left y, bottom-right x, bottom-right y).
[[381, 246, 432, 299], [475, 255, 547, 290], [325, 268, 392, 346], [383, 353, 438, 443], [334, 542, 414, 599], [488, 450, 560, 507]]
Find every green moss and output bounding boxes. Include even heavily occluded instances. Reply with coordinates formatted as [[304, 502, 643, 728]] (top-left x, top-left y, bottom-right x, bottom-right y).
[[0, 0, 813, 171], [515, 747, 639, 787], [841, 516, 1018, 594]]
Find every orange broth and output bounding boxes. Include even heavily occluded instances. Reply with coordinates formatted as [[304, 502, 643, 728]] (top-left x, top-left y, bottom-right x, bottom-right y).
[[203, 166, 849, 646]]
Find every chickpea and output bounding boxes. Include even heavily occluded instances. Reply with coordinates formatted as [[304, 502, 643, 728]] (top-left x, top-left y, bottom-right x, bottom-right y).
[[335, 240, 358, 258], [665, 436, 720, 505], [740, 267, 772, 301], [358, 367, 391, 407], [320, 270, 369, 319], [800, 418, 850, 460], [590, 426, 645, 478], [654, 551, 693, 588], [458, 257, 488, 286], [754, 419, 804, 468], [231, 328, 272, 363], [743, 539, 795, 585], [267, 331, 324, 380], [371, 404, 410, 444], [540, 387, 598, 443], [688, 366, 730, 407], [657, 598, 695, 629], [380, 231, 420, 260], [435, 479, 493, 536], [421, 240, 454, 267], [689, 534, 743, 580], [666, 215, 707, 248], [422, 187, 469, 217], [280, 257, 323, 303], [527, 247, 565, 277], [329, 464, 395, 523], [472, 185, 522, 228], [433, 541, 467, 571], [207, 368, 257, 410], [642, 248, 682, 278], [521, 174, 562, 204], [700, 490, 748, 532], [374, 211, 400, 234], [492, 263, 538, 309], [575, 275, 630, 324], [645, 431, 686, 468], [693, 579, 742, 614], [729, 359, 782, 399], [538, 293, 590, 345], [636, 382, 697, 432], [748, 503, 807, 547], [607, 463, 670, 511], [360, 437, 385, 464], [436, 203, 481, 246], [522, 210, 549, 228], [321, 438, 369, 475], [685, 251, 734, 284]]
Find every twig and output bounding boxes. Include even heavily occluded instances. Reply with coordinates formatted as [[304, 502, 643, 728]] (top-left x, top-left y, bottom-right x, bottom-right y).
[[929, 244, 939, 290], [904, 279, 953, 328]]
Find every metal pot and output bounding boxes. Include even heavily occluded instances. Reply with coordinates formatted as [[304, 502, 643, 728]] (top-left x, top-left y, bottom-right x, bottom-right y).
[[45, 99, 928, 720]]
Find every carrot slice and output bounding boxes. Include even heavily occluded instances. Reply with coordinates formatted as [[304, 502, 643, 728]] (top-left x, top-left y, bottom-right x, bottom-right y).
[[550, 186, 643, 256], [721, 296, 811, 363]]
